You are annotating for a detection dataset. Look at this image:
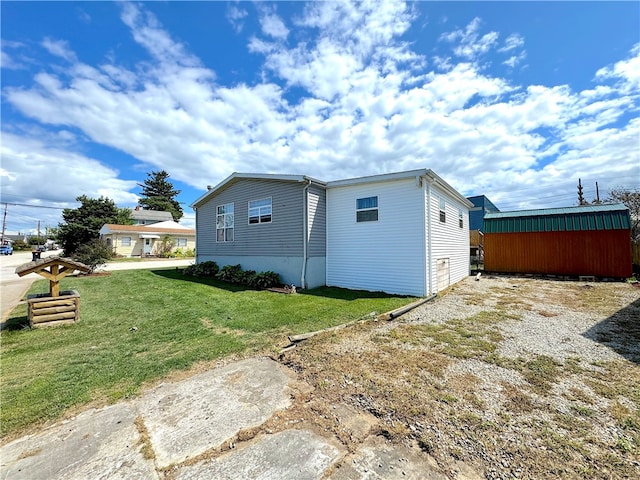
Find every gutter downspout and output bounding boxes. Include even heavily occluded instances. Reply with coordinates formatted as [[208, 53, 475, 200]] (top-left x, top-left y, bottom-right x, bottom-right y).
[[425, 176, 434, 295], [301, 179, 312, 289]]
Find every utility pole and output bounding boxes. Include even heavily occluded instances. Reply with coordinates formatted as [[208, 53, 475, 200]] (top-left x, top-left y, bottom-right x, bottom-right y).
[[1, 203, 7, 244], [595, 182, 600, 204]]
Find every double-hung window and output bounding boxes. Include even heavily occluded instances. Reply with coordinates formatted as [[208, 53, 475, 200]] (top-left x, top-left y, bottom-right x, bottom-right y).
[[439, 197, 446, 223], [177, 238, 188, 247], [121, 236, 131, 246], [217, 203, 234, 242], [458, 209, 464, 228], [356, 196, 378, 222], [248, 198, 272, 224]]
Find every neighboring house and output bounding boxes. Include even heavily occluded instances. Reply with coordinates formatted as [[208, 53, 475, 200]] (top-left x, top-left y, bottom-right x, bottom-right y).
[[130, 207, 174, 225], [100, 221, 195, 257], [483, 204, 632, 278], [466, 195, 500, 266], [467, 195, 500, 231], [192, 169, 472, 297]]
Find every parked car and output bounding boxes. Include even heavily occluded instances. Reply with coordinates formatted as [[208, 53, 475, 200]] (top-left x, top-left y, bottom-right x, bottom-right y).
[[0, 244, 14, 255]]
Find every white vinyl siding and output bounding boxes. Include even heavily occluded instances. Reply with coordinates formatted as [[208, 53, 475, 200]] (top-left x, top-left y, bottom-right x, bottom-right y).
[[428, 185, 469, 292], [327, 178, 426, 297]]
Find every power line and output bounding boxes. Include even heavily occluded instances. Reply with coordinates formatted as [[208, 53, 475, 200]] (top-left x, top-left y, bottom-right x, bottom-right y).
[[0, 202, 66, 210]]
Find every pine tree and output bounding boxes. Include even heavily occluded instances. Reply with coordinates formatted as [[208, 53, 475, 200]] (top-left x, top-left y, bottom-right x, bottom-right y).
[[58, 195, 121, 255], [137, 170, 183, 221]]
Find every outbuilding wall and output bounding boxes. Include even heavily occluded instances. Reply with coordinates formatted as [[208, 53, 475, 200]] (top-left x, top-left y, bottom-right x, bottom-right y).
[[484, 230, 632, 278]]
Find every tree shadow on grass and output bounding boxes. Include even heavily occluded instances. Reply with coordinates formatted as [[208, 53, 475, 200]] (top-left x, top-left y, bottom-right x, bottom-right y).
[[150, 268, 251, 292], [0, 315, 30, 332], [150, 268, 410, 300], [582, 296, 640, 365]]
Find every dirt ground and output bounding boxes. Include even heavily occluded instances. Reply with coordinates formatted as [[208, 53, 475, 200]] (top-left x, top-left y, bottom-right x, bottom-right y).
[[276, 275, 640, 480]]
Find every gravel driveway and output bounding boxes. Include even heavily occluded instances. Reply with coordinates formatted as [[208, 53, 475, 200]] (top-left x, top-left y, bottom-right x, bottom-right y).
[[282, 275, 640, 479]]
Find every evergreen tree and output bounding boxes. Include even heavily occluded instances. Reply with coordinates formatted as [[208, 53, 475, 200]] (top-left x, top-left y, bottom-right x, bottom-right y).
[[58, 195, 121, 255], [137, 170, 183, 221]]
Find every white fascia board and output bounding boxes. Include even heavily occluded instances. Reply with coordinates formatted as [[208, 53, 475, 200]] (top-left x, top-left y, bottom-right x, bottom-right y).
[[326, 169, 429, 188], [191, 172, 326, 208], [424, 169, 474, 208]]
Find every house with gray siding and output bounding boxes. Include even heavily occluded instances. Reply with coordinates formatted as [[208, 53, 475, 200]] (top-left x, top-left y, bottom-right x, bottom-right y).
[[192, 169, 472, 297], [191, 174, 327, 289]]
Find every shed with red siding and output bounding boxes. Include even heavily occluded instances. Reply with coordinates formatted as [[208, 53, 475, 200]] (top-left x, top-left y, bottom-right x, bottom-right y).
[[484, 204, 632, 278]]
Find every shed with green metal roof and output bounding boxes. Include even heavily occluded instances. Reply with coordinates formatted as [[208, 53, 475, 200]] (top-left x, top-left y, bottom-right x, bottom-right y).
[[484, 204, 632, 278]]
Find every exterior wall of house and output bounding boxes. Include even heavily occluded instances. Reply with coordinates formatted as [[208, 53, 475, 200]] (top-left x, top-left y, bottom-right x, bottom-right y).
[[427, 184, 471, 293], [195, 179, 326, 288], [484, 230, 632, 277], [326, 178, 427, 296], [105, 234, 195, 257]]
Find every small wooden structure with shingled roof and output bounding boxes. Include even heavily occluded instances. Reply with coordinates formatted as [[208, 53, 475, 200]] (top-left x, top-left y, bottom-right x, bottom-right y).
[[15, 256, 90, 328]]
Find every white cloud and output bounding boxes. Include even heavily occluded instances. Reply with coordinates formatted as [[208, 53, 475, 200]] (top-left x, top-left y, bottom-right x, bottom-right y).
[[227, 4, 248, 33], [439, 17, 499, 60], [596, 43, 640, 92], [259, 11, 289, 40], [41, 37, 77, 62], [3, 0, 639, 220]]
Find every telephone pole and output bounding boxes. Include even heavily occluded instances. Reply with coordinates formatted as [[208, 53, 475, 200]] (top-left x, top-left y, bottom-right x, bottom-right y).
[[1, 203, 7, 244]]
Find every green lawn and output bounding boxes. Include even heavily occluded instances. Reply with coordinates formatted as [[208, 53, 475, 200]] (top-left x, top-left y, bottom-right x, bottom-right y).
[[0, 268, 413, 438]]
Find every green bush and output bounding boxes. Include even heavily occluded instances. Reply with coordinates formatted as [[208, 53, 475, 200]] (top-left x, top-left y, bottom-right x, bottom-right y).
[[250, 271, 281, 289], [184, 261, 219, 278], [11, 239, 30, 251], [216, 264, 244, 283], [72, 238, 114, 273], [185, 262, 281, 289]]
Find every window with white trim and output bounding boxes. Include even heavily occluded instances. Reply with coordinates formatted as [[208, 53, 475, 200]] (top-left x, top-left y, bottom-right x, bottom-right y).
[[121, 236, 131, 246], [356, 196, 378, 222], [217, 203, 234, 242], [177, 238, 187, 247], [248, 198, 272, 224], [458, 209, 463, 228], [439, 197, 446, 223]]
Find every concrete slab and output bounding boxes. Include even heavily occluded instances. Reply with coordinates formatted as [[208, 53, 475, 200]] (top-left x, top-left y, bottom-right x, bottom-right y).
[[137, 357, 293, 469], [0, 403, 158, 480], [329, 435, 447, 480], [176, 429, 343, 480]]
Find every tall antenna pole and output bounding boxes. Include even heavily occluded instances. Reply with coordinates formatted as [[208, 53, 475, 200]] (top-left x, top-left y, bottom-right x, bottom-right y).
[[577, 178, 585, 205], [595, 182, 600, 204]]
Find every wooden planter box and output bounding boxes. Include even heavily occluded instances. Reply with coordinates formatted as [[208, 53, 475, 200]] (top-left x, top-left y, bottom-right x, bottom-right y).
[[27, 290, 80, 328]]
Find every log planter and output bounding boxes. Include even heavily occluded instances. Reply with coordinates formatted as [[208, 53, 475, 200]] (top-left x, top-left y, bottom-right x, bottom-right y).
[[27, 290, 80, 328]]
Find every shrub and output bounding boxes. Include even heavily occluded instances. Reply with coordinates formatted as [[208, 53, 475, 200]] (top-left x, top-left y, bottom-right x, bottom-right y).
[[155, 235, 176, 258], [184, 261, 219, 278], [72, 238, 114, 273], [217, 264, 244, 283], [11, 239, 30, 251], [250, 271, 281, 289]]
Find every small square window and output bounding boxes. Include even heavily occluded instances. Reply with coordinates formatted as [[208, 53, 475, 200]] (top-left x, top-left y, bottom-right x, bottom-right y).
[[249, 198, 272, 224], [121, 236, 131, 246], [356, 196, 378, 222], [177, 238, 187, 247]]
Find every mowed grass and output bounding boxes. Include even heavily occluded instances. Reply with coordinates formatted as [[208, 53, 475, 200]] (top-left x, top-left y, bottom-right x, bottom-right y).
[[0, 268, 413, 438]]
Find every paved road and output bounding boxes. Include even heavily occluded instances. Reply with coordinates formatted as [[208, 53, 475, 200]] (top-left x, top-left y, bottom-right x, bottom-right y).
[[0, 251, 193, 323]]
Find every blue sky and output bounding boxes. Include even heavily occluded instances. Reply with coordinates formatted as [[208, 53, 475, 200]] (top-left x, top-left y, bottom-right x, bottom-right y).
[[2, 1, 639, 233]]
